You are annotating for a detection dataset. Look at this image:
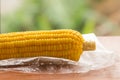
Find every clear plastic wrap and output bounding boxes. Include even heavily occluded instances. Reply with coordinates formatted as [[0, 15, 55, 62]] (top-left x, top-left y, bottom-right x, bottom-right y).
[[0, 33, 116, 74]]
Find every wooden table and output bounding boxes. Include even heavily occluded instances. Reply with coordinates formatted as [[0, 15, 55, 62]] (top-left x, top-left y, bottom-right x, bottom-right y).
[[0, 37, 120, 80]]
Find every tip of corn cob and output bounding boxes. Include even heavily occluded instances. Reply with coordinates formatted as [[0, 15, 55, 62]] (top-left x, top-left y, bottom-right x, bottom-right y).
[[83, 40, 96, 51]]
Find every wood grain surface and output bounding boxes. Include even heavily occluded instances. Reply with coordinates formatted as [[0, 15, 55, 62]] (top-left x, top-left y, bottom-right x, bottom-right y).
[[0, 37, 120, 80]]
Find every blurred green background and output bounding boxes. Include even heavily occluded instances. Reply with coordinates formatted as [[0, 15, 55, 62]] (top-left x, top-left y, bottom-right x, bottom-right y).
[[1, 0, 120, 35]]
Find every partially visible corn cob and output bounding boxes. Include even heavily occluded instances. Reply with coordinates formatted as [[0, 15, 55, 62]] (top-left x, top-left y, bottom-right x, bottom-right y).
[[0, 29, 96, 61]]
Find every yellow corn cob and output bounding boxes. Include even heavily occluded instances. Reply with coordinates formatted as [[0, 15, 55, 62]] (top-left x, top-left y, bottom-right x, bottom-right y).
[[0, 29, 95, 61]]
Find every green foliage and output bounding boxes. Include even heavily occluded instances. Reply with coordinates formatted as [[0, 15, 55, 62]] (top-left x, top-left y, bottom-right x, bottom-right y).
[[1, 0, 96, 33]]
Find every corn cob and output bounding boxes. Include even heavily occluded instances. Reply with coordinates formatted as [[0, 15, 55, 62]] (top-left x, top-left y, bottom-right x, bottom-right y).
[[0, 29, 96, 61]]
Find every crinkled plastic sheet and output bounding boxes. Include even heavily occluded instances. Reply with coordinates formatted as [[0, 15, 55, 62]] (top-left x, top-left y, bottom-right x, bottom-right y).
[[0, 33, 116, 74]]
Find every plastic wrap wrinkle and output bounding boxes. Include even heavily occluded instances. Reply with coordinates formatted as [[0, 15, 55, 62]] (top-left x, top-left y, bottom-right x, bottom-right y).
[[0, 33, 116, 74]]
